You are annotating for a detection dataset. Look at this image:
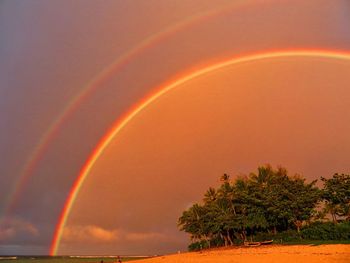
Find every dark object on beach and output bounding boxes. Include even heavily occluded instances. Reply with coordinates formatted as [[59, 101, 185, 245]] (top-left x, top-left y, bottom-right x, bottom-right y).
[[244, 240, 274, 246], [260, 240, 273, 245], [244, 241, 261, 247], [117, 256, 122, 263]]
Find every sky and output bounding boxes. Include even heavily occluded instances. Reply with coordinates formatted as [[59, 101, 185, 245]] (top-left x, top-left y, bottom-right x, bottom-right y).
[[1, 0, 350, 256]]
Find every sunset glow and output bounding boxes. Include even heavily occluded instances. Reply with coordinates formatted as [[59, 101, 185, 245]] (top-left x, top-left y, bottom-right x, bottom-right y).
[[1, 0, 350, 257], [50, 49, 350, 255]]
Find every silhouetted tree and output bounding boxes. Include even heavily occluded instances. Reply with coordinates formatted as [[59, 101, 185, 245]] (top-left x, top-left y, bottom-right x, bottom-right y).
[[321, 173, 350, 222], [178, 165, 333, 249]]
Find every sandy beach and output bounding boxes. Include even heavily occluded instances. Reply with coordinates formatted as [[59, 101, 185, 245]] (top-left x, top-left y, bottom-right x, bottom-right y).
[[137, 244, 350, 263]]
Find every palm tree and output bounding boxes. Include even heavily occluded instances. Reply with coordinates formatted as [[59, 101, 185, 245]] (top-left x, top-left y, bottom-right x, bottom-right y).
[[220, 173, 230, 183], [250, 164, 274, 188], [203, 187, 217, 204]]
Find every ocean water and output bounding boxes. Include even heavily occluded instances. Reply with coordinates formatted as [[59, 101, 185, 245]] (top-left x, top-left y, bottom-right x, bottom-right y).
[[0, 256, 149, 263]]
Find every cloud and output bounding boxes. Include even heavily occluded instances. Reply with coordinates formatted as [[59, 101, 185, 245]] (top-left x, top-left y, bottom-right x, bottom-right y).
[[0, 218, 39, 241], [62, 225, 168, 244], [62, 225, 119, 243], [0, 227, 15, 240], [125, 231, 166, 241]]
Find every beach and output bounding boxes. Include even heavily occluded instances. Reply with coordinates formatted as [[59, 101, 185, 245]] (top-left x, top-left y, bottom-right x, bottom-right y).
[[137, 244, 350, 263]]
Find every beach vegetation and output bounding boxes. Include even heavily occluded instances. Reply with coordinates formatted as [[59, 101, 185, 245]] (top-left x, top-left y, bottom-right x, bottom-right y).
[[178, 165, 350, 251]]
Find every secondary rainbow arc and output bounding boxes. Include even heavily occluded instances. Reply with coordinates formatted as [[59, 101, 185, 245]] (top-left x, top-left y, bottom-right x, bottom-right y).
[[3, 0, 252, 220], [50, 49, 350, 255]]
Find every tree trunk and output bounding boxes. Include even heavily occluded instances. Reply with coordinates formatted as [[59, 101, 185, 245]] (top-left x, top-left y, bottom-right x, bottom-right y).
[[273, 226, 277, 235], [221, 233, 228, 246], [203, 235, 210, 249], [240, 230, 247, 242], [294, 220, 302, 233], [332, 212, 337, 224], [207, 239, 211, 249], [328, 206, 338, 224], [227, 230, 234, 246], [230, 201, 237, 216]]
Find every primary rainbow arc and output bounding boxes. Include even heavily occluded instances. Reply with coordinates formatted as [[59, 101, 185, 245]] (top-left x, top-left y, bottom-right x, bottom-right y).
[[50, 48, 350, 255], [4, 0, 253, 219]]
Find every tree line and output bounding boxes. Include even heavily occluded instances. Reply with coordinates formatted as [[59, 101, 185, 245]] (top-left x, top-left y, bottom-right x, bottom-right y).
[[178, 165, 350, 250]]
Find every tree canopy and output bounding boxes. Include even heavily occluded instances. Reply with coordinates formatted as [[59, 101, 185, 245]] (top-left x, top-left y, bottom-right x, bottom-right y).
[[178, 165, 349, 250]]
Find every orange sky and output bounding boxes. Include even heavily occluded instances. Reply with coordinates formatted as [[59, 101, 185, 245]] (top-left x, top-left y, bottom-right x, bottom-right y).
[[60, 57, 350, 255], [1, 0, 350, 256]]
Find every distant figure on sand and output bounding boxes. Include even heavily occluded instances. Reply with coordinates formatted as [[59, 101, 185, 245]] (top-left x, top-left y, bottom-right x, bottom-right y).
[[117, 256, 122, 263]]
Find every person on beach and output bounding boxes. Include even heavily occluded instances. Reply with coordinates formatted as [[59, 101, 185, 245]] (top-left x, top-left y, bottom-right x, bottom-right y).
[[117, 256, 122, 263]]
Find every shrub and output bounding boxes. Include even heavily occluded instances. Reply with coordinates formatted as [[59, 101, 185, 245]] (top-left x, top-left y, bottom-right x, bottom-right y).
[[337, 221, 350, 240], [301, 221, 350, 240], [188, 240, 209, 251], [254, 230, 300, 243]]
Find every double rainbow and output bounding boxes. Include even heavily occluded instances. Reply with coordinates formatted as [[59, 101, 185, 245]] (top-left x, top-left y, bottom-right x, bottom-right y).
[[50, 49, 350, 255], [3, 0, 252, 220]]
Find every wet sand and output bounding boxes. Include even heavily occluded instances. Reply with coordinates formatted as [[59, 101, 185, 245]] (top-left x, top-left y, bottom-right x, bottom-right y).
[[137, 244, 350, 263]]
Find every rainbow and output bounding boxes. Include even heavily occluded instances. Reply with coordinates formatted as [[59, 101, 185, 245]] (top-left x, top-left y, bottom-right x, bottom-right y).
[[2, 0, 252, 219], [50, 49, 350, 255]]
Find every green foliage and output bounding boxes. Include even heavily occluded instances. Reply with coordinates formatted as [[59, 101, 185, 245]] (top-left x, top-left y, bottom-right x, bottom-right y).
[[188, 240, 209, 251], [321, 173, 350, 222], [178, 165, 348, 250], [254, 229, 300, 243], [301, 221, 350, 240]]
